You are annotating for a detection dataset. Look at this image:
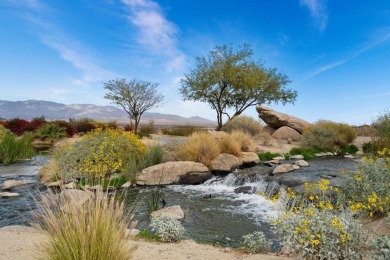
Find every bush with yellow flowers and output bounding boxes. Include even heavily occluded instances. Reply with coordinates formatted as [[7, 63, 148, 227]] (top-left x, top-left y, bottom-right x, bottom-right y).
[[338, 148, 390, 217], [271, 184, 369, 259], [55, 129, 146, 182]]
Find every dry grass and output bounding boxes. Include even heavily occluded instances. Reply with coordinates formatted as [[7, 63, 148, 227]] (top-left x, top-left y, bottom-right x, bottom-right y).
[[219, 135, 242, 156], [35, 189, 135, 260], [229, 130, 253, 152], [178, 132, 220, 167], [38, 160, 58, 184]]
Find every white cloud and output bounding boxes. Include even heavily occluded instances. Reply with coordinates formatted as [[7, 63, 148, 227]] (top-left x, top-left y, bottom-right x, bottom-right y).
[[300, 0, 328, 31], [347, 91, 390, 100], [121, 0, 187, 72]]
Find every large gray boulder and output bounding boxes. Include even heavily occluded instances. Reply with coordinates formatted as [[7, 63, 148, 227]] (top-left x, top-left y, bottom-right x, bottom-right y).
[[272, 126, 302, 141], [273, 164, 297, 174], [151, 205, 185, 220], [210, 153, 243, 175], [256, 106, 311, 134], [238, 152, 261, 167], [1, 180, 35, 190], [136, 161, 210, 186]]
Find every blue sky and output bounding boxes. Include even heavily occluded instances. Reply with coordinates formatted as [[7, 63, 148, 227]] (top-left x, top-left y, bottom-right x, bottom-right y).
[[1, 0, 390, 125]]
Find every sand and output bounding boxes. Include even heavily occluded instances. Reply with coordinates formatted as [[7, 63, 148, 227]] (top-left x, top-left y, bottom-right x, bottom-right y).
[[0, 226, 290, 260]]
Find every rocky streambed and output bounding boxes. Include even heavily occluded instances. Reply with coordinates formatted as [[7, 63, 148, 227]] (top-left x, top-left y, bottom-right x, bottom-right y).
[[0, 156, 359, 247]]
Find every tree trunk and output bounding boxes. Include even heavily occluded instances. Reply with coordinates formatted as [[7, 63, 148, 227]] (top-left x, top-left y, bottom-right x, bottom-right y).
[[216, 110, 223, 131]]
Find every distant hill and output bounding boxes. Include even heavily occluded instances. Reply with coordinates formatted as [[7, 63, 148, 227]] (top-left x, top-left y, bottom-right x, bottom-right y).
[[0, 100, 216, 126]]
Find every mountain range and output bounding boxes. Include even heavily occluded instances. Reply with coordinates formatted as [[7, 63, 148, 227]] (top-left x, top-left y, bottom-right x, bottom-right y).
[[0, 100, 216, 126]]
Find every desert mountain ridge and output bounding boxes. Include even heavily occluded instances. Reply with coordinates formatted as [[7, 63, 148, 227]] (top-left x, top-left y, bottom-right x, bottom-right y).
[[0, 100, 216, 126]]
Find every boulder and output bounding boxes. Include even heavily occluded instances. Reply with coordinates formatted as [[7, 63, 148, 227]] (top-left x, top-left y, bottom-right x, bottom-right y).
[[1, 180, 35, 190], [210, 153, 243, 175], [344, 155, 356, 159], [273, 156, 285, 160], [151, 205, 185, 220], [0, 192, 20, 198], [272, 164, 296, 174], [272, 126, 302, 141], [121, 181, 132, 188], [124, 228, 140, 238], [256, 106, 311, 134], [64, 182, 76, 189], [290, 155, 304, 160], [47, 180, 62, 187], [294, 160, 309, 167], [136, 161, 210, 186], [238, 152, 261, 167], [262, 126, 276, 135], [355, 151, 364, 156]]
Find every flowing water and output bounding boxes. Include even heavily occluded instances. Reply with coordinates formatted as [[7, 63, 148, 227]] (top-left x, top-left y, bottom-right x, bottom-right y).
[[0, 156, 358, 248]]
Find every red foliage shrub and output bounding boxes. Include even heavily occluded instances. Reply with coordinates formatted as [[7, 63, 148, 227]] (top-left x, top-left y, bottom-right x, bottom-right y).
[[4, 118, 30, 135], [52, 120, 77, 137]]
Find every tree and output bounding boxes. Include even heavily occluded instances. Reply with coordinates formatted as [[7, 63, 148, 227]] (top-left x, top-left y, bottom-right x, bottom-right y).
[[104, 79, 164, 133], [180, 44, 297, 130]]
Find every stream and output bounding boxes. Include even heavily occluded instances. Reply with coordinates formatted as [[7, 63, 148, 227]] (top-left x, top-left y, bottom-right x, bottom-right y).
[[0, 156, 358, 248]]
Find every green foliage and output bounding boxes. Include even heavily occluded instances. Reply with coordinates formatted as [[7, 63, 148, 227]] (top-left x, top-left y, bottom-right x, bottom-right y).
[[141, 144, 164, 169], [372, 110, 390, 151], [242, 231, 272, 253], [36, 189, 133, 260], [150, 215, 185, 242], [340, 144, 359, 155], [258, 151, 281, 161], [289, 147, 323, 160], [137, 229, 160, 241], [362, 142, 377, 153], [104, 78, 164, 133], [180, 43, 296, 130], [338, 151, 390, 216], [372, 226, 390, 260], [303, 120, 356, 151], [0, 132, 35, 164], [0, 125, 12, 140], [54, 129, 146, 182], [146, 189, 162, 216], [221, 115, 263, 136], [35, 123, 67, 141], [161, 125, 202, 136]]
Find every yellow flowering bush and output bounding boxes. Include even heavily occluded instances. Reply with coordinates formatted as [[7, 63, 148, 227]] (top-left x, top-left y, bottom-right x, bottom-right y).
[[339, 150, 390, 216], [56, 129, 146, 181]]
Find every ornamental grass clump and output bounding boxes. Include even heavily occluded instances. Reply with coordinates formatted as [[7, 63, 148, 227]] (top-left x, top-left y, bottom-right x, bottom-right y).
[[54, 128, 146, 182], [242, 231, 272, 253], [0, 131, 35, 164], [221, 115, 263, 136], [35, 189, 134, 260], [178, 131, 220, 167], [150, 215, 184, 242]]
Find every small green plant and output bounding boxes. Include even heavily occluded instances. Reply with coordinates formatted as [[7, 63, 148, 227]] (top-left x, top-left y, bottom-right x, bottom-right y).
[[340, 144, 359, 155], [242, 231, 272, 253], [372, 233, 390, 260], [289, 147, 323, 160], [0, 132, 35, 164], [137, 229, 160, 241], [221, 115, 263, 136], [372, 110, 390, 151], [146, 189, 162, 216], [141, 143, 164, 169], [150, 215, 184, 242], [258, 151, 281, 161], [35, 123, 67, 142]]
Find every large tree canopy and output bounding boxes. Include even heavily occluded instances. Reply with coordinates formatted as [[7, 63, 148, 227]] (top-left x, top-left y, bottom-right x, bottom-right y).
[[180, 44, 297, 130], [104, 78, 164, 133]]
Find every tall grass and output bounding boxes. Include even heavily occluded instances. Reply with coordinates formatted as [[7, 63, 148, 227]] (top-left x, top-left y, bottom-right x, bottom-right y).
[[35, 189, 135, 260], [0, 132, 35, 164]]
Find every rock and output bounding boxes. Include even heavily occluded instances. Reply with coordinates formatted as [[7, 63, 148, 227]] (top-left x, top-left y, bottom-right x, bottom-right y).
[[124, 228, 140, 238], [262, 125, 276, 135], [238, 152, 261, 167], [355, 151, 364, 156], [210, 154, 243, 175], [0, 192, 20, 198], [64, 182, 76, 189], [207, 130, 229, 140], [272, 164, 296, 174], [292, 165, 300, 170], [136, 161, 210, 185], [60, 189, 92, 205], [294, 160, 309, 167], [273, 156, 285, 160], [234, 186, 256, 194], [0, 225, 40, 233], [256, 106, 311, 134], [272, 126, 302, 141], [290, 155, 304, 160], [121, 181, 132, 188], [151, 205, 185, 220], [1, 180, 35, 190], [268, 159, 280, 164], [47, 180, 62, 187], [344, 155, 355, 159]]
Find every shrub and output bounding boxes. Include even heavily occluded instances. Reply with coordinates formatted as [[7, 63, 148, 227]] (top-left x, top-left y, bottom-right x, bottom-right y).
[[340, 144, 359, 155], [257, 151, 281, 161], [242, 231, 272, 253], [0, 125, 12, 140], [338, 151, 390, 217], [0, 132, 35, 164], [139, 120, 157, 135], [52, 120, 77, 137], [161, 124, 202, 136], [372, 110, 390, 150], [69, 118, 97, 134], [303, 120, 356, 151], [372, 221, 390, 260], [4, 118, 30, 135], [229, 130, 253, 151], [219, 135, 241, 156], [150, 215, 184, 242], [36, 189, 134, 260], [55, 129, 146, 182], [178, 132, 220, 167], [35, 123, 67, 142], [362, 142, 377, 154], [141, 143, 164, 169], [221, 116, 263, 136], [123, 124, 133, 132]]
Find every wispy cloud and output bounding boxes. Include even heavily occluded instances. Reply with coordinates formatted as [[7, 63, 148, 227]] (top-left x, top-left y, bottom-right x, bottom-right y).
[[300, 0, 328, 31], [302, 28, 390, 81], [347, 91, 390, 100], [121, 0, 187, 73]]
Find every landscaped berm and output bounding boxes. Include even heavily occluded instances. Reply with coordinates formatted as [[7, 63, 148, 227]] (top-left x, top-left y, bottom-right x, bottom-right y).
[[1, 107, 390, 260]]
